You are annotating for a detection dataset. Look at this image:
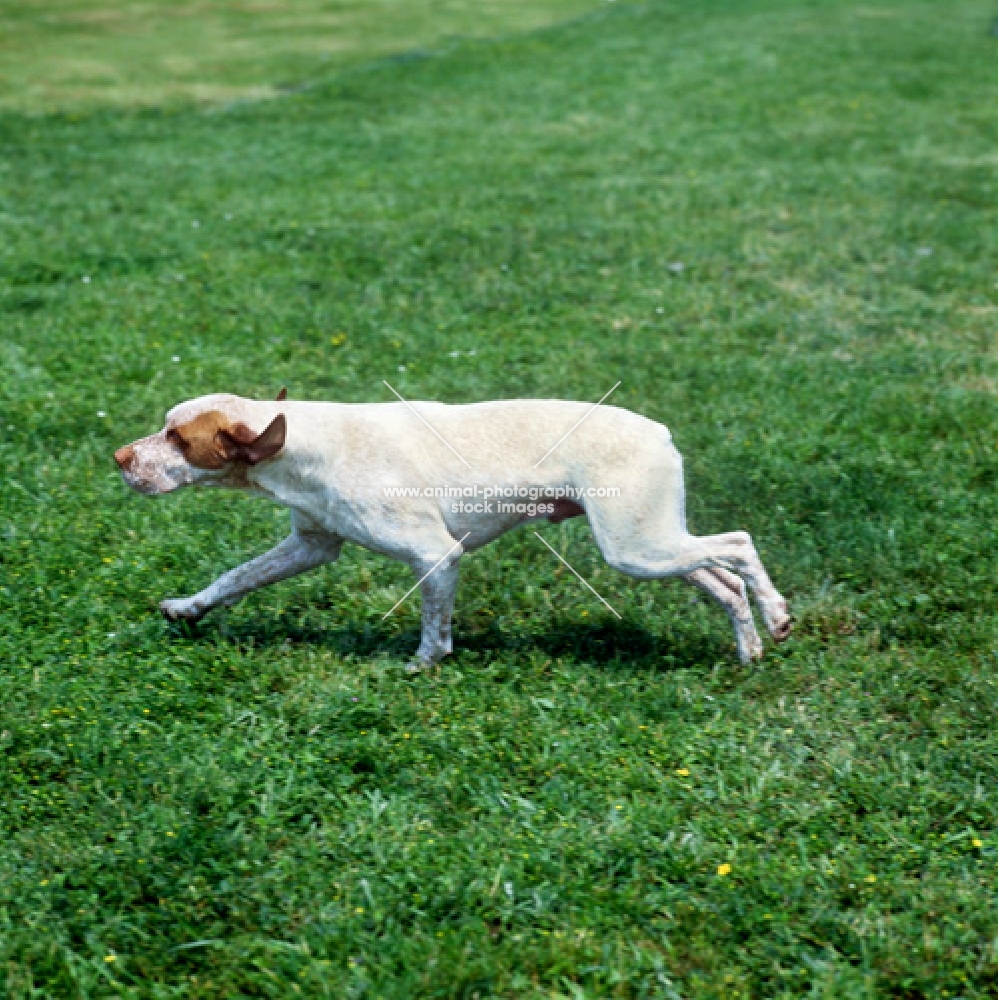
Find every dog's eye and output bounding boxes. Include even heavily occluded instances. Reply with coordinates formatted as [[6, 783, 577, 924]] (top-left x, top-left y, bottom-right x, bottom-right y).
[[166, 429, 184, 450]]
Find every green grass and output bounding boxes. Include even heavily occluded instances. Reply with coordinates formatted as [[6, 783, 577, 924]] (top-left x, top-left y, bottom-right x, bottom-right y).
[[1, 0, 997, 995], [0, 0, 596, 111]]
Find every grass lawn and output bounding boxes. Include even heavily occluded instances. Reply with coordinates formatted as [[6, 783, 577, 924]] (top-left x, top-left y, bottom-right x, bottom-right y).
[[0, 0, 596, 111], [1, 0, 997, 995]]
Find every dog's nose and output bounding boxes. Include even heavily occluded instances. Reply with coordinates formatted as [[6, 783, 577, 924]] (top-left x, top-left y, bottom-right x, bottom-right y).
[[114, 445, 136, 472]]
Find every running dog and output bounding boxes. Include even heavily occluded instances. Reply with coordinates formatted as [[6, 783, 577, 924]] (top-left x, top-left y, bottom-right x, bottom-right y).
[[114, 392, 791, 667]]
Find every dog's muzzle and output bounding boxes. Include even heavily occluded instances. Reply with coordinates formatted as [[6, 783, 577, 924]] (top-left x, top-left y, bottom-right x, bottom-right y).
[[114, 443, 179, 494], [114, 445, 136, 472]]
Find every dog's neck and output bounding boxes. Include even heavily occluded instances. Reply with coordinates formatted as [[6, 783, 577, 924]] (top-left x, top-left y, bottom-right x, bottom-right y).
[[239, 447, 322, 515]]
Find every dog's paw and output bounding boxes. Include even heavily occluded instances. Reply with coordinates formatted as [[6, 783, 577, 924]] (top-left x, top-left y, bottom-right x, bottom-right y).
[[736, 627, 765, 666], [770, 616, 793, 643], [760, 596, 792, 643], [160, 598, 204, 623]]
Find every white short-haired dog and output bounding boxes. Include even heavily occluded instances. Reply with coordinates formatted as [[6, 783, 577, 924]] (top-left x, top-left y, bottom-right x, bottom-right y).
[[115, 392, 791, 667]]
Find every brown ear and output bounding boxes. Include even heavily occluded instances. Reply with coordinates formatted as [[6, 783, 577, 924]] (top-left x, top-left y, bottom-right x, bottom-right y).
[[276, 387, 287, 401], [218, 414, 286, 465]]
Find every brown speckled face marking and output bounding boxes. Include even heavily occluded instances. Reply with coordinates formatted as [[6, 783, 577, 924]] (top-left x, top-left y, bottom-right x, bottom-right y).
[[167, 410, 234, 469], [168, 410, 287, 470]]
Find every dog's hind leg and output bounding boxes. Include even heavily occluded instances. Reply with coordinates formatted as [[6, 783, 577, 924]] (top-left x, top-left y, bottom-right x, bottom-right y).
[[684, 567, 763, 664], [701, 532, 791, 642], [583, 447, 790, 648], [160, 528, 342, 623], [598, 527, 791, 644]]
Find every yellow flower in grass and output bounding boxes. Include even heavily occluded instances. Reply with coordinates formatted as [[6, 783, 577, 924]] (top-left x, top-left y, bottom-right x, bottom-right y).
[[717, 863, 732, 876], [675, 768, 690, 777]]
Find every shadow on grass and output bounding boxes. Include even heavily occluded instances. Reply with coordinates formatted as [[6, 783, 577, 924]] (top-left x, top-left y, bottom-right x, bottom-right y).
[[170, 606, 732, 673]]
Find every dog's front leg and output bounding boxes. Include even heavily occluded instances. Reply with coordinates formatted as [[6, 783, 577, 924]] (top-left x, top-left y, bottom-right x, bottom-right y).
[[408, 557, 461, 672], [160, 530, 342, 622]]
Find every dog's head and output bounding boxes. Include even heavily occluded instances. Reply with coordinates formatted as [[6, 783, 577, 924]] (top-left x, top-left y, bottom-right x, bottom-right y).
[[114, 394, 286, 495]]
